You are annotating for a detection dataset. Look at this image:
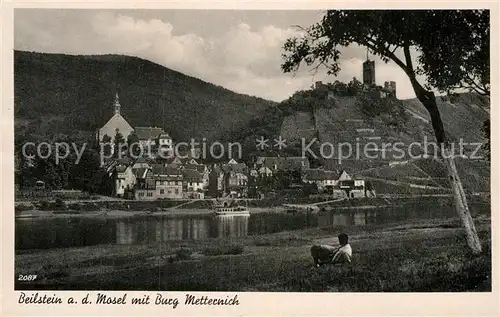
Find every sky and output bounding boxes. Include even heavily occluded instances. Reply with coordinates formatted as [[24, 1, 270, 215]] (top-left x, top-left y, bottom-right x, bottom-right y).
[[15, 9, 424, 102]]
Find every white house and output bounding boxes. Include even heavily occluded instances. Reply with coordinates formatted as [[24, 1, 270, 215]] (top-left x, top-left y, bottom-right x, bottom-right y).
[[115, 164, 136, 197], [183, 169, 205, 199], [157, 132, 174, 157], [152, 165, 183, 200], [258, 166, 273, 177]]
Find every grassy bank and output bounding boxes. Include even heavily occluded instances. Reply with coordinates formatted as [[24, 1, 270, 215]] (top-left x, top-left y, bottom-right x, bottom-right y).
[[15, 215, 491, 292]]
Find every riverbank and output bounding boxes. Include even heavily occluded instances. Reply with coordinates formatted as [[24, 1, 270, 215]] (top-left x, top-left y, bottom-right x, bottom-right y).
[[15, 206, 287, 220], [15, 195, 490, 219], [15, 214, 491, 291]]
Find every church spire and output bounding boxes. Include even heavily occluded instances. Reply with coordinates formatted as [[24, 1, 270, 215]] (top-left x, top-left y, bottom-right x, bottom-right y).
[[114, 92, 121, 115]]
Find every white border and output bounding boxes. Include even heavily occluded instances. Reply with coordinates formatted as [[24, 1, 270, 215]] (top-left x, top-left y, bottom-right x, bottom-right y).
[[1, 2, 499, 316]]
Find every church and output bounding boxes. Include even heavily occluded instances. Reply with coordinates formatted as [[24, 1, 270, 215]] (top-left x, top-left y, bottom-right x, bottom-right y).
[[96, 93, 173, 156], [97, 93, 134, 146]]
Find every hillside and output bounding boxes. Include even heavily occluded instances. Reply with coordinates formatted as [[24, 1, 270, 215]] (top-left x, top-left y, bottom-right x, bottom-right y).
[[237, 85, 490, 194], [14, 50, 276, 142]]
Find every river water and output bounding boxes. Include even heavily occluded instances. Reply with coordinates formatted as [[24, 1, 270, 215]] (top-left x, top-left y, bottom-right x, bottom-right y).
[[15, 203, 488, 250]]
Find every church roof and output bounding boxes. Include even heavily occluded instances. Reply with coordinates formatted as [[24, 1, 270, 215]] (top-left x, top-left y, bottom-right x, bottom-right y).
[[100, 113, 134, 136], [134, 127, 165, 140]]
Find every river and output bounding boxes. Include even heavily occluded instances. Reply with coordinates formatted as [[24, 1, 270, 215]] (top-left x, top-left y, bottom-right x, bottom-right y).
[[15, 203, 488, 250]]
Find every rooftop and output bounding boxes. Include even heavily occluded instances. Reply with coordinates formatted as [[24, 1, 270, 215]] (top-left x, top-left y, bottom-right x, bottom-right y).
[[134, 127, 165, 140]]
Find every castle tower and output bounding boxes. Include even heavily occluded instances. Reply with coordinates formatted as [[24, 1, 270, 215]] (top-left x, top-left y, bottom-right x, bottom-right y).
[[114, 92, 121, 115], [363, 52, 376, 86]]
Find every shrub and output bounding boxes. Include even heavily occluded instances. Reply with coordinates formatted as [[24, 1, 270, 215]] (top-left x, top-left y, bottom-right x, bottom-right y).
[[54, 198, 65, 208], [80, 203, 99, 211], [175, 248, 193, 261], [38, 200, 50, 210], [67, 203, 81, 211], [203, 244, 245, 256], [15, 204, 34, 213]]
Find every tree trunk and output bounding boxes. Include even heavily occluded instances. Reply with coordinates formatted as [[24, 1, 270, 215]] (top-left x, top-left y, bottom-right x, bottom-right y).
[[414, 86, 482, 254], [442, 148, 482, 253]]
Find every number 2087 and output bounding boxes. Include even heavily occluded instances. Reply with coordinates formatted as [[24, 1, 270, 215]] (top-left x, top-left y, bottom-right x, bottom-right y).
[[18, 274, 37, 281]]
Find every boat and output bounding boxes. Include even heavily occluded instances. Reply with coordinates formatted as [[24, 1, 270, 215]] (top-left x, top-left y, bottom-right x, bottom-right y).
[[211, 197, 250, 216], [213, 205, 250, 216]]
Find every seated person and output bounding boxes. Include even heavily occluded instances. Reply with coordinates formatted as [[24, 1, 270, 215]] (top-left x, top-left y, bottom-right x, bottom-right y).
[[310, 233, 352, 267]]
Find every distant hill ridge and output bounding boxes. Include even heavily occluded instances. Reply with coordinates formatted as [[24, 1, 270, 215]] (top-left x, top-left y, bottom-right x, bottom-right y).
[[14, 50, 490, 194], [14, 50, 276, 142]]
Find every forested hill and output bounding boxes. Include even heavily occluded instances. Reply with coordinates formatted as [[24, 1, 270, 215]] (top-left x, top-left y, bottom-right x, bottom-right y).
[[14, 50, 276, 141]]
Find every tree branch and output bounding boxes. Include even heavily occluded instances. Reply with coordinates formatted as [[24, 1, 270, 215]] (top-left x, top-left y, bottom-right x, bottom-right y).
[[465, 73, 490, 95], [403, 41, 414, 75], [362, 37, 409, 75]]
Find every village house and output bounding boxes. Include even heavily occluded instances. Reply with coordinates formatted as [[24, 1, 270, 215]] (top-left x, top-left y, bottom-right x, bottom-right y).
[[164, 156, 183, 169], [222, 160, 249, 198], [302, 169, 336, 187], [254, 156, 310, 177], [338, 179, 367, 198], [135, 126, 166, 148], [115, 163, 136, 198], [152, 165, 183, 199], [185, 163, 210, 189], [302, 169, 349, 187], [207, 164, 225, 197], [184, 158, 201, 166], [207, 160, 249, 198], [133, 168, 156, 200], [157, 131, 174, 157], [302, 168, 367, 198], [257, 165, 273, 177], [182, 169, 205, 199], [249, 168, 259, 178]]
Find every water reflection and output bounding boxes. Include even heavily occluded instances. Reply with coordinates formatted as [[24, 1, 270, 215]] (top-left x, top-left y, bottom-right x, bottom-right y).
[[16, 203, 471, 250], [215, 215, 249, 238], [116, 216, 212, 244], [317, 210, 378, 227]]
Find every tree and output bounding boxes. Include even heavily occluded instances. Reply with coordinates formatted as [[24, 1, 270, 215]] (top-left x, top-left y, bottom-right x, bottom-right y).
[[101, 134, 112, 157], [482, 119, 490, 161], [127, 131, 141, 157], [281, 10, 489, 254], [417, 13, 490, 96], [113, 130, 126, 158], [347, 77, 363, 95]]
